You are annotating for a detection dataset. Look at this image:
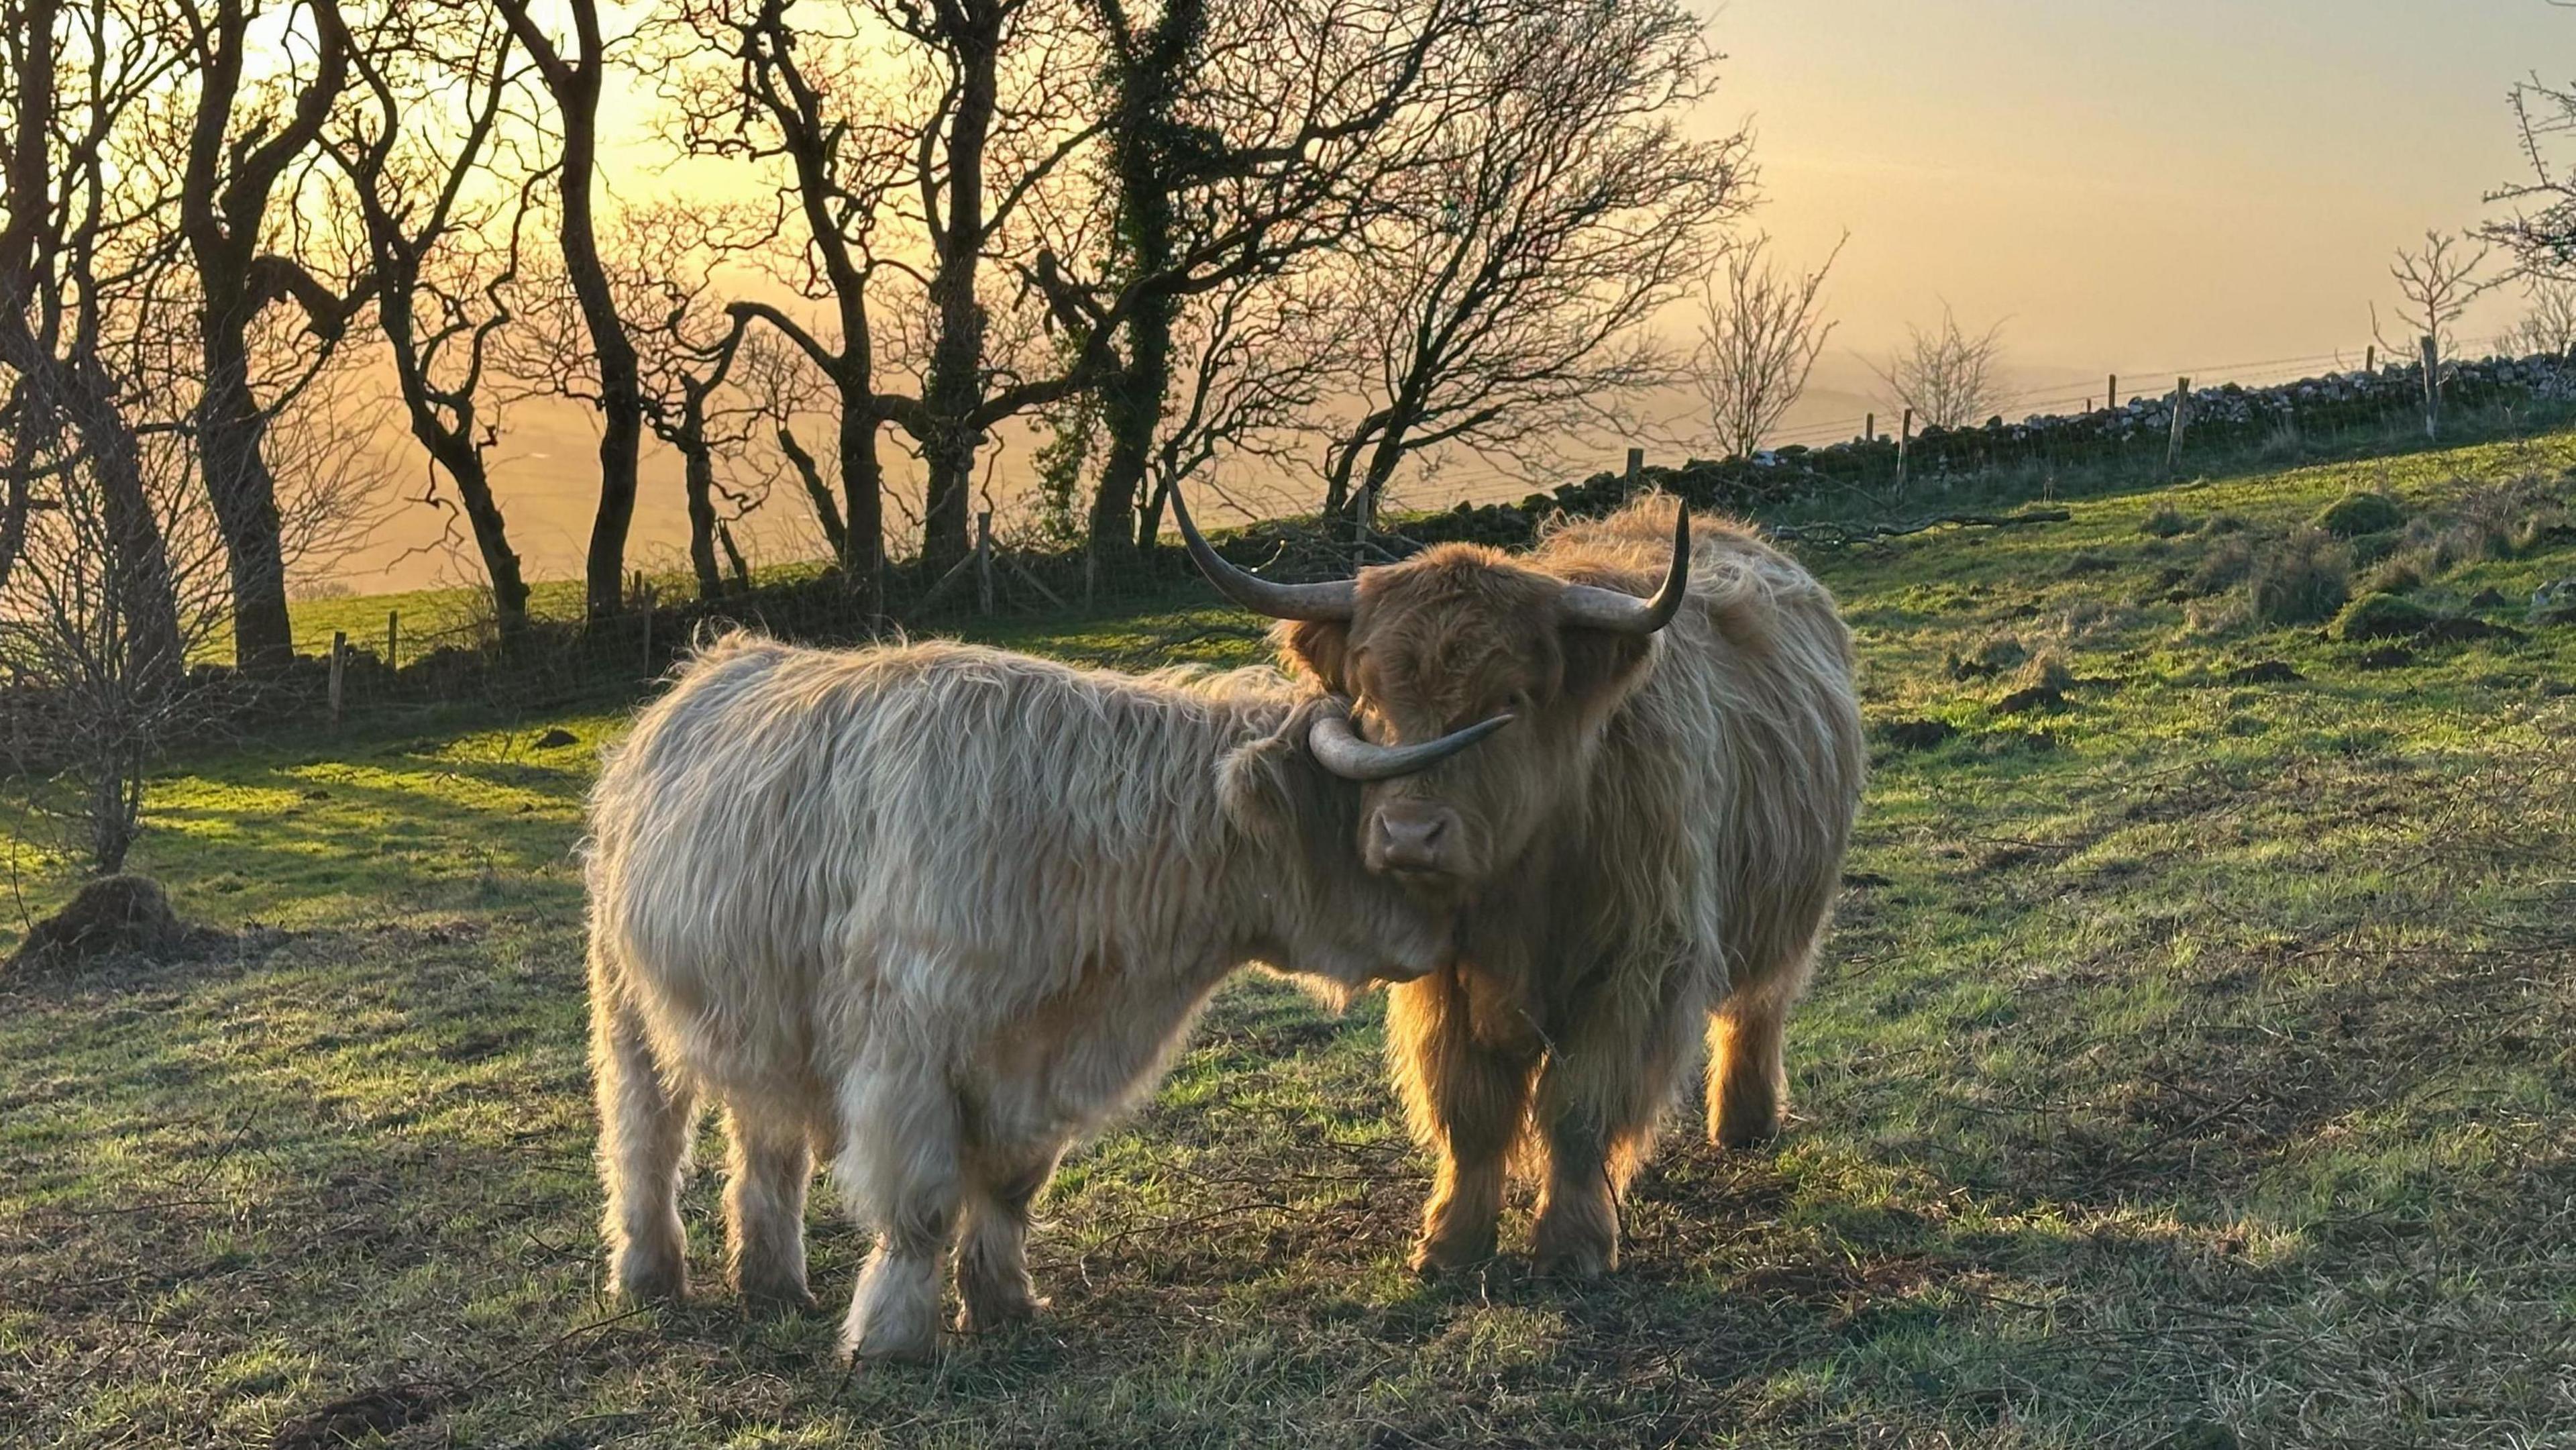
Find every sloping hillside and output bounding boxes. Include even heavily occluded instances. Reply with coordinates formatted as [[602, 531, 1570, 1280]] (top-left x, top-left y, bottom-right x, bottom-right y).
[[4, 435, 2572, 1447]]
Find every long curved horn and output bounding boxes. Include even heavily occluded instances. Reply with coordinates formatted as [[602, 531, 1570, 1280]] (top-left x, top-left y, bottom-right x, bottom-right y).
[[1169, 483, 1358, 622], [1308, 706, 1513, 782], [1558, 505, 1691, 635]]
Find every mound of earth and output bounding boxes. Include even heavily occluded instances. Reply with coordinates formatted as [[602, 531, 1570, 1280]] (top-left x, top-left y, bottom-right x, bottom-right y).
[[2313, 490, 2407, 537], [7, 874, 217, 973], [2223, 660, 2304, 685], [1880, 718, 1957, 752]]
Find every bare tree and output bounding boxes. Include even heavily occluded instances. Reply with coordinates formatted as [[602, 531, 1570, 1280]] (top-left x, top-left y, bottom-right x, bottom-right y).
[[511, 204, 764, 602], [490, 0, 648, 622], [665, 0, 904, 593], [1136, 268, 1348, 546], [2510, 277, 2576, 357], [2373, 229, 2497, 439], [732, 327, 853, 562], [0, 397, 229, 876], [1876, 307, 2006, 432], [168, 0, 362, 670], [1311, 0, 1750, 515], [2373, 228, 2493, 364], [1067, 0, 1470, 561], [2485, 68, 2576, 280], [1690, 231, 1841, 460], [329, 6, 537, 637], [0, 0, 186, 688]]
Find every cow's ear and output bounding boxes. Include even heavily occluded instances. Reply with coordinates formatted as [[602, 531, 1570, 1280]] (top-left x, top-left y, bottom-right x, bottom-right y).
[[1556, 628, 1656, 717], [1276, 619, 1351, 691]]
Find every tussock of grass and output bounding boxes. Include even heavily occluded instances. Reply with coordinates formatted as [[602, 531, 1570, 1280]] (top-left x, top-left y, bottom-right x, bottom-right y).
[[2249, 527, 2352, 625], [8, 433, 2576, 1447], [2312, 490, 2408, 537]]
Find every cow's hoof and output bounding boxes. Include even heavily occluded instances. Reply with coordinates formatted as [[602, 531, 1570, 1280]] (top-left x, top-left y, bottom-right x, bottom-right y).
[[1532, 1244, 1612, 1282], [841, 1325, 939, 1365], [959, 1292, 1049, 1335], [610, 1249, 688, 1304], [1408, 1233, 1497, 1278], [1529, 1221, 1615, 1282], [1710, 1114, 1783, 1151], [740, 1278, 818, 1316]]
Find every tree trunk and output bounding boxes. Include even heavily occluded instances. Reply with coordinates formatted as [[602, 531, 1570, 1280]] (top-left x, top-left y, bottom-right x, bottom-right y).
[[1085, 0, 1197, 563], [681, 407, 724, 602], [416, 420, 529, 640], [918, 11, 1000, 572], [777, 426, 849, 564], [919, 413, 979, 574], [839, 395, 885, 593], [198, 315, 294, 670], [558, 81, 645, 623], [70, 363, 186, 696]]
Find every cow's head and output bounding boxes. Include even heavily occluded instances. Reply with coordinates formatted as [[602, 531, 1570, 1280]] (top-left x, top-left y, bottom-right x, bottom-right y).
[[1215, 689, 1507, 990], [1175, 489, 1686, 899]]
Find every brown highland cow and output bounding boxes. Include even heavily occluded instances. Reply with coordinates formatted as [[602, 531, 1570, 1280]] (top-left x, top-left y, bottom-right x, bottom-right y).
[[1177, 492, 1865, 1278]]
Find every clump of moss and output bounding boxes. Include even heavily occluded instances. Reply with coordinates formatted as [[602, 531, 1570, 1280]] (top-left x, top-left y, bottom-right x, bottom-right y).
[[2249, 528, 2351, 627], [2141, 504, 2191, 538], [2336, 591, 2438, 641], [2314, 491, 2407, 537]]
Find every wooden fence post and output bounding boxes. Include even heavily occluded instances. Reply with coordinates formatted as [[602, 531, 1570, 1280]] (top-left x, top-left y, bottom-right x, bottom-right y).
[[1353, 481, 1376, 570], [639, 585, 655, 680], [2164, 376, 2192, 474], [1083, 545, 1097, 612], [386, 610, 399, 672], [1864, 412, 1874, 444], [2365, 344, 2375, 375], [2420, 334, 2440, 439], [2107, 374, 2118, 411], [975, 510, 995, 615], [327, 631, 346, 732], [1625, 446, 1644, 495], [1896, 408, 1913, 492]]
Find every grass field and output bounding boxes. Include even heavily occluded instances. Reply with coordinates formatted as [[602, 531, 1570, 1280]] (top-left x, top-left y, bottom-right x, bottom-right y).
[[6, 433, 2575, 1447]]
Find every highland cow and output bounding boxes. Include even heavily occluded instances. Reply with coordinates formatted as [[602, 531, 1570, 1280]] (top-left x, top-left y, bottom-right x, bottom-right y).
[[582, 635, 1501, 1360], [1177, 491, 1864, 1278]]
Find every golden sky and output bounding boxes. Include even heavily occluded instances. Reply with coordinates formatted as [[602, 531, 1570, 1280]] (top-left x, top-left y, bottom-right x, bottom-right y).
[[1721, 0, 2560, 405], [325, 0, 2576, 592]]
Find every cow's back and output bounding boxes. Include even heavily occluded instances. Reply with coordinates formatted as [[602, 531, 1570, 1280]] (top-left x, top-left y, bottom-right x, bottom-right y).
[[586, 635, 1271, 1110]]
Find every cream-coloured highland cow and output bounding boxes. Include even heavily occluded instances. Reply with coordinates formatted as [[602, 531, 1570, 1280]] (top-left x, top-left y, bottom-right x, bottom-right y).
[[582, 635, 1501, 1361], [1177, 490, 1866, 1280]]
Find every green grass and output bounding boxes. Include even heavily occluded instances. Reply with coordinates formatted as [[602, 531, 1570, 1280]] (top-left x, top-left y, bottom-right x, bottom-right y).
[[8, 435, 2576, 1446]]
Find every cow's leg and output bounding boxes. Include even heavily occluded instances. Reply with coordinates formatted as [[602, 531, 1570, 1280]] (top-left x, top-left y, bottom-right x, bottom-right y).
[[1708, 981, 1790, 1149], [831, 1052, 965, 1363], [721, 1102, 815, 1311], [1709, 945, 1819, 1149], [1387, 972, 1536, 1276], [957, 1138, 1064, 1334], [591, 949, 699, 1302], [1530, 975, 1701, 1280]]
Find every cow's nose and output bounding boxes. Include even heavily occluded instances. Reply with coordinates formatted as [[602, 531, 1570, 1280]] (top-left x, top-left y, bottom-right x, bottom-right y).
[[1373, 805, 1454, 872]]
